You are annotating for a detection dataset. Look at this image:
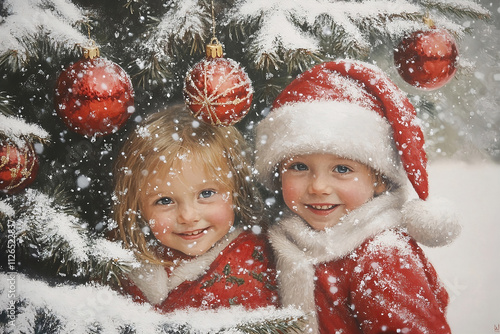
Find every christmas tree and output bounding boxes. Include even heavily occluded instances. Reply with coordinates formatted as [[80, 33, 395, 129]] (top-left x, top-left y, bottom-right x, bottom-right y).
[[0, 0, 497, 333]]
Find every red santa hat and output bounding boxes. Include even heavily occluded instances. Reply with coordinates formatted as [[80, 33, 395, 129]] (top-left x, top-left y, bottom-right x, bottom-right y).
[[255, 60, 460, 246]]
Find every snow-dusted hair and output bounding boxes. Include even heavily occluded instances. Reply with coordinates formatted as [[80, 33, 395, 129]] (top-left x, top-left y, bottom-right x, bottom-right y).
[[113, 103, 262, 264]]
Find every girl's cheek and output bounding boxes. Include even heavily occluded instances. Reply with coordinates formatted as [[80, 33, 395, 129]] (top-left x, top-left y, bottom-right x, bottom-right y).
[[153, 226, 169, 237], [149, 218, 173, 236]]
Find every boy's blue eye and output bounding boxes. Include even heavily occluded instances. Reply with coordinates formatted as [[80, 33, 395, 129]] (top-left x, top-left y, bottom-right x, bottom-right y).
[[156, 197, 173, 205], [199, 189, 216, 199], [334, 165, 351, 173], [290, 163, 308, 171]]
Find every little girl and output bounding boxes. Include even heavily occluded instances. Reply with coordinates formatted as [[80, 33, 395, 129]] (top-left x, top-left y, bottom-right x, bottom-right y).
[[113, 103, 278, 312], [255, 60, 461, 333]]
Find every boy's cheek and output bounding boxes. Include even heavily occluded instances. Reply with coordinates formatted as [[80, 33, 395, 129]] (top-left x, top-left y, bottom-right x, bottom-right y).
[[281, 176, 299, 195]]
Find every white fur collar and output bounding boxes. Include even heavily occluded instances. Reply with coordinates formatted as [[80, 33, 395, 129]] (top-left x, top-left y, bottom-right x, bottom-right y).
[[129, 228, 242, 306], [271, 189, 406, 263], [268, 190, 405, 333], [268, 188, 460, 333]]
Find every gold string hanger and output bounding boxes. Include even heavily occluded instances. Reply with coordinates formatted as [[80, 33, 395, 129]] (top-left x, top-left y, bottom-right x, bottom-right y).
[[206, 0, 223, 58], [82, 21, 100, 59]]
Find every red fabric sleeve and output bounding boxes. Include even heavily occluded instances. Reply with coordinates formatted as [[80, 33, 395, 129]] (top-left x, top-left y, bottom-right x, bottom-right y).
[[349, 232, 451, 334]]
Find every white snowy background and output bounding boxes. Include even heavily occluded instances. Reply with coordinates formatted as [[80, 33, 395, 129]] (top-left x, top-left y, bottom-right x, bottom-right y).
[[424, 161, 500, 334], [420, 2, 500, 333]]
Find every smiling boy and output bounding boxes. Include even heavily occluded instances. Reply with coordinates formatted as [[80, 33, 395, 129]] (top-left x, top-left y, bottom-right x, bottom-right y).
[[255, 60, 460, 334]]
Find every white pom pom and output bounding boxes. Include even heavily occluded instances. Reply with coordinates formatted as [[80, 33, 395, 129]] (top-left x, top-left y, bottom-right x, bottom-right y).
[[402, 197, 461, 247]]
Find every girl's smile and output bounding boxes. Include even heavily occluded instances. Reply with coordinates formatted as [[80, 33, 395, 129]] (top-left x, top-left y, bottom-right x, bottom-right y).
[[174, 227, 210, 240]]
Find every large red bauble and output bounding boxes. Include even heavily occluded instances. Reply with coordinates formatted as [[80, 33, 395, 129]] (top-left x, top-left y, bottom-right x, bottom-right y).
[[394, 27, 458, 90], [0, 139, 39, 194], [55, 57, 135, 137], [183, 57, 253, 126]]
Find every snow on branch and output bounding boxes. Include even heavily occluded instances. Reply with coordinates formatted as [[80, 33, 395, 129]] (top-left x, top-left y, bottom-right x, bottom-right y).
[[0, 114, 49, 147], [0, 272, 304, 334], [339, 0, 422, 40], [226, 0, 424, 66], [0, 0, 87, 67], [130, 0, 211, 88], [423, 0, 491, 20], [129, 0, 489, 86], [0, 201, 15, 217], [143, 0, 209, 60], [226, 0, 488, 68], [228, 0, 322, 63], [0, 273, 164, 334], [2, 189, 139, 282]]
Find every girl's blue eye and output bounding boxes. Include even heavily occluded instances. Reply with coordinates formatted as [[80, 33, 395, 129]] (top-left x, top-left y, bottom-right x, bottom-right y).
[[334, 165, 351, 173], [290, 163, 308, 171], [156, 197, 173, 205], [199, 189, 216, 199]]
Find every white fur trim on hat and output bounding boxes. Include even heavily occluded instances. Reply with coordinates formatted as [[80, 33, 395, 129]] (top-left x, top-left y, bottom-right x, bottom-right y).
[[255, 100, 406, 191], [402, 197, 461, 247]]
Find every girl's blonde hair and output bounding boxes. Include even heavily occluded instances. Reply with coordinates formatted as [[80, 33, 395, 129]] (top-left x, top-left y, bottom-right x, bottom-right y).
[[112, 103, 262, 264]]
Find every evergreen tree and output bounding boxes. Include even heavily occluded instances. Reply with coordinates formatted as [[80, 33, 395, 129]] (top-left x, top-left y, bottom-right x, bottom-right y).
[[0, 0, 497, 332]]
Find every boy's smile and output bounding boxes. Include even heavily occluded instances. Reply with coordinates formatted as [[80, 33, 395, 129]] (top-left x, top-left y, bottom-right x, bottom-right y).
[[305, 203, 340, 216], [280, 153, 385, 230]]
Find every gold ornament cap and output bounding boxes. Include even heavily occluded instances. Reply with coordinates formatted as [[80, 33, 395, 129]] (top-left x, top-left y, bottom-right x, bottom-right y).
[[423, 13, 435, 28], [206, 37, 223, 58], [82, 41, 100, 59]]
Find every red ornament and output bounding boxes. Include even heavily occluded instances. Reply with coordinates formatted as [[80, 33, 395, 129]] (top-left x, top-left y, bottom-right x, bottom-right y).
[[0, 139, 39, 194], [183, 39, 253, 126], [55, 46, 135, 137], [394, 26, 458, 90]]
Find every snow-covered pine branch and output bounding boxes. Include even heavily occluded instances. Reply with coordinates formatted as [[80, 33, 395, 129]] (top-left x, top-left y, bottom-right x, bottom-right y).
[[126, 0, 489, 88], [0, 113, 49, 147], [224, 0, 488, 70], [145, 0, 210, 60], [0, 272, 304, 334], [423, 0, 491, 20], [0, 0, 87, 69], [226, 0, 323, 70], [1, 189, 139, 283], [129, 0, 211, 88]]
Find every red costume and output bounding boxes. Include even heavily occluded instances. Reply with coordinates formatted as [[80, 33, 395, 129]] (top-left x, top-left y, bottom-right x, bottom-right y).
[[121, 229, 278, 312], [269, 191, 454, 334], [254, 60, 461, 333]]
